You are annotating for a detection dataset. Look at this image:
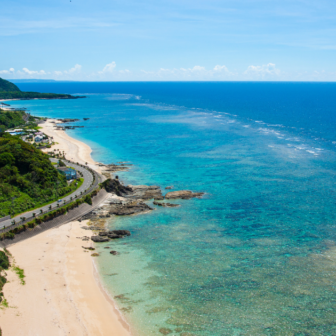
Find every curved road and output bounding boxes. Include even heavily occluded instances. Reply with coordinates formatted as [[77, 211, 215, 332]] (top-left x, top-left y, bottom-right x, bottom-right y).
[[0, 159, 99, 230]]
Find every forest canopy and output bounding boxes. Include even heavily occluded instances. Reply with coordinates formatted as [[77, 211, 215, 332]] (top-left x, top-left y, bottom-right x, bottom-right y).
[[0, 135, 74, 217]]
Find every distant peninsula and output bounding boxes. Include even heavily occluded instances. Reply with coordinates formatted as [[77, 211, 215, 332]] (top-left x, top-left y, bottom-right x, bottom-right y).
[[0, 77, 85, 100]]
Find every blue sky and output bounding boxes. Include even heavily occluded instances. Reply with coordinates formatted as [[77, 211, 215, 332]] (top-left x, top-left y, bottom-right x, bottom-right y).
[[1, 0, 336, 81]]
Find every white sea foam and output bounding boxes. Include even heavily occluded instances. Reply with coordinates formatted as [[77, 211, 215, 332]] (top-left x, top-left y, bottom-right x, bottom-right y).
[[106, 94, 137, 100]]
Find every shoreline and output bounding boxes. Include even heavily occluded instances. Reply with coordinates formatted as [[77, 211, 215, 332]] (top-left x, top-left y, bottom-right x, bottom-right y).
[[0, 119, 132, 336]]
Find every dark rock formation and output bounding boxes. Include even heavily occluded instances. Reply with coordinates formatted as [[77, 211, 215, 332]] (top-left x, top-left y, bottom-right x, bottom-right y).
[[97, 230, 131, 240], [64, 125, 84, 129], [108, 201, 153, 216], [110, 250, 119, 255], [153, 201, 180, 208], [159, 328, 173, 335], [127, 185, 163, 200], [83, 118, 90, 120], [111, 230, 131, 236], [91, 236, 109, 243], [165, 186, 174, 190], [102, 178, 163, 201], [102, 179, 133, 196], [165, 190, 204, 200], [57, 118, 80, 123], [154, 196, 164, 201]]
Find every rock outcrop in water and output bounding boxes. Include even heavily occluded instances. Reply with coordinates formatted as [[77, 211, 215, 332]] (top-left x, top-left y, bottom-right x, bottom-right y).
[[108, 200, 153, 216], [91, 236, 109, 242], [102, 179, 133, 196], [127, 185, 163, 200], [165, 190, 204, 200], [153, 201, 180, 207], [91, 229, 131, 242], [102, 178, 163, 201]]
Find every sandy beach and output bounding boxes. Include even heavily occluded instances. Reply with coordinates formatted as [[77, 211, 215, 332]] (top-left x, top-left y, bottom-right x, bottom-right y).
[[41, 119, 102, 173], [0, 121, 131, 336]]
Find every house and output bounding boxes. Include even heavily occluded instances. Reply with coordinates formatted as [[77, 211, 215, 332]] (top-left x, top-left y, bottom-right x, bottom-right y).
[[57, 167, 77, 180], [34, 135, 43, 142]]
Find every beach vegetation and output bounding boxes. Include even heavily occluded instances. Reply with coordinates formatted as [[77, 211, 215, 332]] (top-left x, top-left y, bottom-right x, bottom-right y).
[[0, 298, 8, 308], [0, 250, 10, 304], [12, 266, 25, 285], [0, 251, 10, 270]]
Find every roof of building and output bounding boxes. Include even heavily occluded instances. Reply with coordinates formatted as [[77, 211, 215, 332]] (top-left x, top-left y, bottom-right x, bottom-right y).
[[57, 167, 76, 172]]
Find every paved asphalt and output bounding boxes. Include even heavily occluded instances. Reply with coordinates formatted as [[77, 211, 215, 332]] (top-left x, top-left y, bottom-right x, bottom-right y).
[[0, 159, 95, 229]]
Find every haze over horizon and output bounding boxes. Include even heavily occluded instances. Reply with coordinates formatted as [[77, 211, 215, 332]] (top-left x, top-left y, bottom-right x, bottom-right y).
[[1, 0, 336, 81]]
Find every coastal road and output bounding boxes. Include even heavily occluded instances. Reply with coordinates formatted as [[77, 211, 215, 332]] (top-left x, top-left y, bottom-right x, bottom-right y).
[[0, 159, 99, 230]]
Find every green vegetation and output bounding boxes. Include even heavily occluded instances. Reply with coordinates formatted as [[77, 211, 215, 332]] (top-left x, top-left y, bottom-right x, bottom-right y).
[[0, 298, 8, 308], [0, 135, 80, 217], [0, 77, 85, 100], [0, 107, 42, 134], [13, 266, 25, 285], [84, 194, 92, 205], [0, 109, 26, 134], [0, 187, 100, 241], [0, 251, 9, 270], [0, 77, 21, 92], [0, 91, 83, 100], [0, 251, 9, 304], [58, 159, 66, 167]]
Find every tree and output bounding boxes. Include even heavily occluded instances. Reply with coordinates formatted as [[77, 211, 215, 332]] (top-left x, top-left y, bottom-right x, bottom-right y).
[[58, 160, 66, 167]]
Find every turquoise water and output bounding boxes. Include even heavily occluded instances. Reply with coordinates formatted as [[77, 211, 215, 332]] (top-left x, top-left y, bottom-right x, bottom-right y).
[[9, 83, 336, 335]]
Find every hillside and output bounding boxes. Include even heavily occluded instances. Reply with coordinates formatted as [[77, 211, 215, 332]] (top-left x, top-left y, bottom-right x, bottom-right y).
[[0, 77, 85, 100], [0, 77, 21, 92], [0, 108, 40, 134], [0, 109, 26, 133], [0, 135, 76, 217]]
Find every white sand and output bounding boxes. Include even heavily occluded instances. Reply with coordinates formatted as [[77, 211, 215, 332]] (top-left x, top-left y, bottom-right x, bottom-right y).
[[0, 122, 131, 335], [0, 220, 131, 336], [41, 119, 102, 173]]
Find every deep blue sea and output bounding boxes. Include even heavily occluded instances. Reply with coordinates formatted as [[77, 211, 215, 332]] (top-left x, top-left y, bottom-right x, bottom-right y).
[[9, 82, 336, 335]]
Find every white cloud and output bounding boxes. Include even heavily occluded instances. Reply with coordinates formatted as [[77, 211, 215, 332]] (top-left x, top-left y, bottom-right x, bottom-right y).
[[53, 64, 82, 77], [99, 61, 116, 74], [21, 68, 47, 76], [140, 65, 233, 80], [213, 65, 229, 72], [0, 68, 15, 74], [244, 63, 281, 77], [67, 64, 82, 74]]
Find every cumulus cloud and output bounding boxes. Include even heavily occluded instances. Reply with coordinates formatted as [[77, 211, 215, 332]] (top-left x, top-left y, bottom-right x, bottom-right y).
[[21, 68, 47, 75], [67, 64, 82, 74], [213, 65, 229, 72], [244, 63, 281, 77], [0, 68, 15, 74], [140, 65, 233, 80], [99, 61, 116, 74], [53, 64, 82, 77]]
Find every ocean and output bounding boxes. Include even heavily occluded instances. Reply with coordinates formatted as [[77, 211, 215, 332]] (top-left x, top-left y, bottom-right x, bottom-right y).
[[9, 82, 336, 335]]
